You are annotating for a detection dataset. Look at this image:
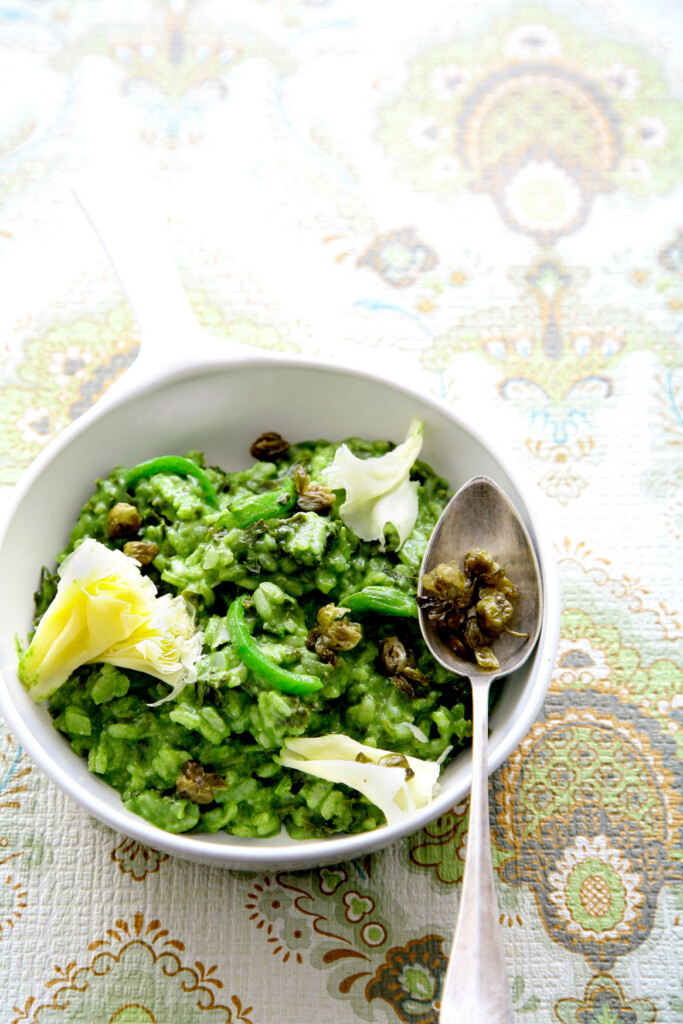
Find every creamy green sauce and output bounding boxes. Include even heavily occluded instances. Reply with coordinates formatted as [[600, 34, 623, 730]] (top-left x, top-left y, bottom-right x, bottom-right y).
[[38, 439, 473, 839]]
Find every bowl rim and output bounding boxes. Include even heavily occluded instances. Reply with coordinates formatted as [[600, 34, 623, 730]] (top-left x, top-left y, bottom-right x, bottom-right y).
[[0, 349, 560, 869]]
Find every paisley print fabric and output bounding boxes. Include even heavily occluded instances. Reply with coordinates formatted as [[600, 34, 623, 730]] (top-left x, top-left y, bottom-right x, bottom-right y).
[[1, 0, 682, 1019]]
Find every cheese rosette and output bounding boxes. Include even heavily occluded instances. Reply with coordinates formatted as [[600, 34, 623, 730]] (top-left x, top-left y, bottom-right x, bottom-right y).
[[322, 418, 423, 550], [279, 734, 441, 825], [19, 538, 202, 702]]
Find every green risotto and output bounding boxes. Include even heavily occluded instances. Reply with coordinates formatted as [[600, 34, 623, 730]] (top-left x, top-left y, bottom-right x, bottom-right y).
[[27, 436, 473, 839]]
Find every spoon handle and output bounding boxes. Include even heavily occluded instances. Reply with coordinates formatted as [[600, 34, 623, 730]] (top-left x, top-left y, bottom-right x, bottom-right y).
[[439, 677, 514, 1024], [71, 165, 200, 347]]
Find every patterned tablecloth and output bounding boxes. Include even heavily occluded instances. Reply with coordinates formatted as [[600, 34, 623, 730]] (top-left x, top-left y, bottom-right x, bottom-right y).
[[2, 1, 683, 1021]]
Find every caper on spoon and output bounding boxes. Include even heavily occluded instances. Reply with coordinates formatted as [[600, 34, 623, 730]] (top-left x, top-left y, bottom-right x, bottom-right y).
[[417, 476, 543, 1024]]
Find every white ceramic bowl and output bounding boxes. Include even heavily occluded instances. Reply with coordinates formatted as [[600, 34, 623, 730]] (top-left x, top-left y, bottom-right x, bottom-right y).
[[0, 175, 560, 869]]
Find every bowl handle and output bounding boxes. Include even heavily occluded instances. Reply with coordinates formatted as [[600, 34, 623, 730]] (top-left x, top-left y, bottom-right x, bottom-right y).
[[71, 165, 261, 382]]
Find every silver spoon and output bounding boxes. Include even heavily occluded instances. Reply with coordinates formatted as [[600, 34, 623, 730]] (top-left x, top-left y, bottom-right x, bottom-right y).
[[417, 476, 543, 1024]]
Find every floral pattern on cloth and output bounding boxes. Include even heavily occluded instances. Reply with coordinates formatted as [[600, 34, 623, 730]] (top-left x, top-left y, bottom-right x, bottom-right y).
[[554, 973, 657, 1024], [111, 839, 170, 883], [10, 913, 254, 1024], [1, 0, 682, 1019], [378, 5, 683, 243]]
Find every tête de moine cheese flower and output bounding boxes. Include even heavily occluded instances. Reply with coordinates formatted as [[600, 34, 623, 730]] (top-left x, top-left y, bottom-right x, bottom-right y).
[[322, 418, 423, 550], [19, 538, 202, 702], [279, 733, 441, 824]]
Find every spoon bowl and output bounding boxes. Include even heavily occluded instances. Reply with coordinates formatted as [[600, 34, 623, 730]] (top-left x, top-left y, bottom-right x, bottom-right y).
[[418, 476, 543, 1024], [418, 475, 542, 679]]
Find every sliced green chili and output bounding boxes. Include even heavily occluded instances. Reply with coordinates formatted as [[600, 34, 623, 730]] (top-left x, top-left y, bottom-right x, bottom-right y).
[[218, 478, 297, 531], [343, 585, 418, 618], [227, 595, 323, 695], [124, 456, 218, 508]]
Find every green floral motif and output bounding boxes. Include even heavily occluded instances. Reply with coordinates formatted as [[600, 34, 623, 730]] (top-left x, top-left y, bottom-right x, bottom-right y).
[[407, 804, 469, 885], [566, 858, 627, 934], [343, 891, 374, 923], [555, 609, 683, 757], [0, 295, 293, 484], [492, 691, 683, 968], [10, 913, 253, 1024], [555, 972, 656, 1023], [0, 306, 139, 484], [319, 866, 347, 894], [550, 839, 642, 941], [379, 5, 683, 241], [511, 976, 541, 1014], [496, 703, 681, 847], [187, 290, 296, 354], [365, 935, 446, 1024], [245, 869, 394, 974], [108, 1008, 156, 1023], [421, 252, 677, 503], [244, 874, 298, 962], [240, 867, 458, 1018], [557, 540, 683, 652], [424, 254, 676, 401]]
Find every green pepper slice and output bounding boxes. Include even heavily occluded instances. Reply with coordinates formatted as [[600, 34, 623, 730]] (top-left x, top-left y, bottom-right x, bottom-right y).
[[343, 585, 418, 618], [124, 455, 219, 508], [218, 478, 297, 531], [227, 595, 323, 695]]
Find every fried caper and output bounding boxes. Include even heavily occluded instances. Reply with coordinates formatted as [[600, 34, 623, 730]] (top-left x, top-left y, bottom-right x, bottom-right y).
[[249, 431, 290, 461], [476, 587, 514, 634], [123, 540, 160, 566], [420, 548, 527, 671], [380, 636, 408, 675], [176, 760, 227, 805], [421, 561, 474, 606], [306, 604, 362, 666], [380, 636, 430, 698], [107, 502, 142, 539], [293, 465, 336, 513]]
